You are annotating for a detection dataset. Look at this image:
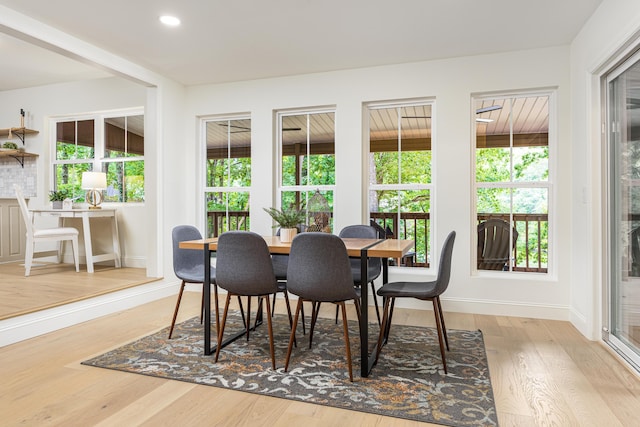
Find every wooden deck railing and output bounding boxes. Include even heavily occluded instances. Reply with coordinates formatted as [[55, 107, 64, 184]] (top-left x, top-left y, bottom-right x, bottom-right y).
[[206, 210, 548, 272]]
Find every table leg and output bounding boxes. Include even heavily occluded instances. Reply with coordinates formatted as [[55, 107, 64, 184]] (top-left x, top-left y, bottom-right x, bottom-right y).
[[81, 213, 94, 273], [110, 214, 121, 268], [360, 248, 369, 377], [204, 243, 212, 355]]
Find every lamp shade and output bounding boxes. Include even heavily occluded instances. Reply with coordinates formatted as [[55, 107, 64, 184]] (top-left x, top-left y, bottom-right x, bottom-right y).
[[81, 172, 107, 190]]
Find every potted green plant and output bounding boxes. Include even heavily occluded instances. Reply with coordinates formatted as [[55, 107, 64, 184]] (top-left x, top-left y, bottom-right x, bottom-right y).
[[263, 207, 306, 242], [49, 189, 69, 209]]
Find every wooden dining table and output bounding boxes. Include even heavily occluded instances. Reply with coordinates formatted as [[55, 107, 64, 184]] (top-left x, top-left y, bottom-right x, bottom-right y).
[[179, 234, 414, 377]]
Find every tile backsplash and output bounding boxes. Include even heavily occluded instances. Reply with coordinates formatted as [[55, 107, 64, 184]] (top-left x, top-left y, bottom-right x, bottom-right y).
[[0, 157, 37, 198]]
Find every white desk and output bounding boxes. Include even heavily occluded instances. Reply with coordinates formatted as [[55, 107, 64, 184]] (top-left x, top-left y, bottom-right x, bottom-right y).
[[31, 208, 121, 273]]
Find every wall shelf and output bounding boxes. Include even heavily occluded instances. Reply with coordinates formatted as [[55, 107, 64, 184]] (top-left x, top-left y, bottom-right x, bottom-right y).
[[0, 149, 38, 167], [0, 127, 39, 144]]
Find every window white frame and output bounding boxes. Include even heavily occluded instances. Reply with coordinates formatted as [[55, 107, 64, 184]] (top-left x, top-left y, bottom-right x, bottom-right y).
[[366, 98, 435, 268], [200, 114, 252, 238], [50, 107, 144, 204], [472, 89, 556, 275]]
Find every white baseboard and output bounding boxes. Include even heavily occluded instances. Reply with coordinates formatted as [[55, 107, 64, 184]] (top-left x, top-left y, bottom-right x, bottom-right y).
[[0, 282, 574, 348], [0, 280, 178, 347]]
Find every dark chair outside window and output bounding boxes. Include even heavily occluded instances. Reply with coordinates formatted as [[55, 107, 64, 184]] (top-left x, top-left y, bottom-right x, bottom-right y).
[[477, 218, 518, 271]]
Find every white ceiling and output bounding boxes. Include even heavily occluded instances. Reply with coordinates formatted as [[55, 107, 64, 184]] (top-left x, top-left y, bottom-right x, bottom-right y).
[[0, 0, 603, 91]]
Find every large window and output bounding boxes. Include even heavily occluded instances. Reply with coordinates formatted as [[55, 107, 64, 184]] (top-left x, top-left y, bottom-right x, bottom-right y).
[[203, 116, 251, 237], [367, 101, 432, 267], [278, 109, 335, 232], [52, 110, 144, 203], [474, 92, 552, 273]]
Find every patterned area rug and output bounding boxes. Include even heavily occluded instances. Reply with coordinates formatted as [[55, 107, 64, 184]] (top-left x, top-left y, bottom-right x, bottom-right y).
[[83, 311, 497, 426]]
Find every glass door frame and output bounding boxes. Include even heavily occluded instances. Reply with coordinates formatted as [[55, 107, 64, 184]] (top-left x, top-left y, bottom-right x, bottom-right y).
[[603, 46, 640, 371]]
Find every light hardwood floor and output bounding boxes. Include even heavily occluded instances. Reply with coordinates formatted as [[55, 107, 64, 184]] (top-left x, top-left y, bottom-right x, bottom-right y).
[[0, 261, 158, 320], [2, 291, 640, 427]]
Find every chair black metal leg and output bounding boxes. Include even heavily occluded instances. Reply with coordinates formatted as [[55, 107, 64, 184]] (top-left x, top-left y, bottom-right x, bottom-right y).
[[168, 281, 186, 339], [384, 297, 396, 342]]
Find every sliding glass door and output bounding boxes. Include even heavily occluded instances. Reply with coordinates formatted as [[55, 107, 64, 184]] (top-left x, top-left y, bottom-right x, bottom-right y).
[[605, 49, 640, 370]]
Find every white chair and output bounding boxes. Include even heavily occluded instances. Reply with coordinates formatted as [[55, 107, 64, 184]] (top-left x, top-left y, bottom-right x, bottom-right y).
[[14, 184, 80, 276]]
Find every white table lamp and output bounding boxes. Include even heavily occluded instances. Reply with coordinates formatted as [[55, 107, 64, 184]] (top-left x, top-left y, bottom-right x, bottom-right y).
[[82, 171, 107, 209]]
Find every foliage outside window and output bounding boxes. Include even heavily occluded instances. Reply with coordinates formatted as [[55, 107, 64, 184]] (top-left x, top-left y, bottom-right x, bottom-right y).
[[474, 92, 551, 273], [204, 117, 251, 238], [278, 110, 335, 232], [367, 102, 432, 267], [53, 111, 144, 203]]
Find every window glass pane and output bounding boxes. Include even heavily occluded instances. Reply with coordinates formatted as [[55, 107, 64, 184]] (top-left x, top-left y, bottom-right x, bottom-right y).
[[308, 112, 335, 186], [514, 188, 548, 271], [104, 160, 144, 202], [56, 120, 94, 160], [54, 163, 92, 200], [281, 115, 307, 186], [400, 105, 431, 184], [370, 107, 399, 184], [281, 112, 335, 187], [105, 115, 144, 157], [280, 190, 334, 233]]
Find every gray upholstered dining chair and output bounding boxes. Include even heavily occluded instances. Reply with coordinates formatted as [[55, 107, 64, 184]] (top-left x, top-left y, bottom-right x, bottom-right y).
[[338, 224, 382, 325], [376, 230, 456, 374], [284, 232, 360, 381], [169, 225, 218, 339], [214, 231, 280, 370]]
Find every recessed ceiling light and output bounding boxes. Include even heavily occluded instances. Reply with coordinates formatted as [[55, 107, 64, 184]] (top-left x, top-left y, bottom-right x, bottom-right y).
[[475, 118, 494, 123], [159, 15, 181, 26]]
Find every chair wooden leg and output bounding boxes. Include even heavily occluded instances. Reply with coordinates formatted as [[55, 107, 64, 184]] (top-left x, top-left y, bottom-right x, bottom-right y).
[[71, 237, 80, 272], [24, 240, 34, 276], [264, 295, 276, 370], [285, 299, 304, 372], [435, 296, 449, 351], [432, 299, 448, 374], [339, 302, 353, 382], [200, 285, 205, 324], [245, 296, 252, 341], [214, 293, 232, 363], [168, 281, 187, 339], [370, 281, 381, 326], [375, 296, 392, 365], [384, 297, 396, 342], [309, 301, 320, 349]]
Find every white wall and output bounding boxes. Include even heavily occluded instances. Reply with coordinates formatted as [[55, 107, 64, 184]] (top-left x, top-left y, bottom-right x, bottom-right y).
[[0, 77, 148, 267], [184, 46, 572, 320], [570, 0, 640, 339]]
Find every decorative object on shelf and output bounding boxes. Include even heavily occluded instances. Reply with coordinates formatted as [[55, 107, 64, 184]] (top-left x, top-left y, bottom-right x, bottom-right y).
[[2, 141, 17, 150], [263, 206, 306, 242], [49, 189, 70, 209], [306, 190, 331, 233], [82, 171, 107, 210]]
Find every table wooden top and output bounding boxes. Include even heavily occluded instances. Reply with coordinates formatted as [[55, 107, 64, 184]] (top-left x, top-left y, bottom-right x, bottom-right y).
[[179, 235, 414, 258]]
